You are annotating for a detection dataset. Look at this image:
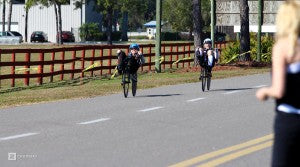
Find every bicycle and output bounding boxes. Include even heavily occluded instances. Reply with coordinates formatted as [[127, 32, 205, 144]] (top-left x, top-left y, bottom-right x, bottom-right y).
[[199, 60, 212, 92], [121, 57, 137, 98]]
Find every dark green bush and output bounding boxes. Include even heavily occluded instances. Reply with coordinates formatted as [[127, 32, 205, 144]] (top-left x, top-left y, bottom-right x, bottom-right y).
[[161, 32, 182, 41], [79, 23, 101, 41], [96, 31, 122, 41], [220, 33, 274, 64]]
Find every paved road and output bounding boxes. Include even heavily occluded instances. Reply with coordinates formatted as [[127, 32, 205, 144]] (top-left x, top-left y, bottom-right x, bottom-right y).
[[0, 73, 274, 167]]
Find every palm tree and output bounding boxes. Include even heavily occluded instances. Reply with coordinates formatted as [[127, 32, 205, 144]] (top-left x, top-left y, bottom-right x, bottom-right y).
[[239, 0, 250, 61], [7, 0, 12, 31], [192, 0, 203, 48], [2, 0, 6, 32]]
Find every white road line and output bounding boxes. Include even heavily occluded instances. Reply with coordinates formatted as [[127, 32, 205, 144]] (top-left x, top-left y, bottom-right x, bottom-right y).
[[77, 118, 111, 125], [253, 85, 267, 88], [0, 132, 39, 141], [223, 90, 242, 95], [138, 107, 164, 112], [187, 97, 206, 102]]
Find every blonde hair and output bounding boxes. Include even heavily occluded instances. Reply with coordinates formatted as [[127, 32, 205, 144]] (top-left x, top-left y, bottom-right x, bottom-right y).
[[276, 0, 300, 58]]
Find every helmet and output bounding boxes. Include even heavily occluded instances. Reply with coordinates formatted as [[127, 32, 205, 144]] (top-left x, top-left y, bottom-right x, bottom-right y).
[[203, 38, 212, 44], [129, 43, 140, 51]]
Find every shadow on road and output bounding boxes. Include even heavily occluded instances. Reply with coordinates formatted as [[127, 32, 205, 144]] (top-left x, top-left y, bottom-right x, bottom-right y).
[[137, 94, 182, 98], [210, 87, 254, 92]]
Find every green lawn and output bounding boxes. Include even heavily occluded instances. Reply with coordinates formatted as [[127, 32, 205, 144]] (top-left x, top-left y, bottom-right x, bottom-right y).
[[0, 66, 270, 109]]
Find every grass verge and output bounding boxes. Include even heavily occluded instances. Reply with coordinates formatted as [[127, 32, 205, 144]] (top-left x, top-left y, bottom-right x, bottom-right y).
[[0, 66, 270, 109]]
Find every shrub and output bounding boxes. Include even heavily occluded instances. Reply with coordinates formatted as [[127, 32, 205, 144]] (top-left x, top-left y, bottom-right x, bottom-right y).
[[161, 32, 182, 41], [79, 23, 101, 41], [220, 33, 274, 64]]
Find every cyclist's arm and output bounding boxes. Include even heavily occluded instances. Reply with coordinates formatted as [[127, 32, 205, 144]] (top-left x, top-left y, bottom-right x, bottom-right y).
[[213, 48, 219, 62], [137, 52, 145, 65]]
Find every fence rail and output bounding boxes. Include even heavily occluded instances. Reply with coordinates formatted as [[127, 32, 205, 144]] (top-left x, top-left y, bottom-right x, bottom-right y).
[[0, 41, 230, 88]]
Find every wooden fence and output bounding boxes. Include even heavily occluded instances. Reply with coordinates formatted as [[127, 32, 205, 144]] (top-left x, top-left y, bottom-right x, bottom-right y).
[[0, 42, 229, 88]]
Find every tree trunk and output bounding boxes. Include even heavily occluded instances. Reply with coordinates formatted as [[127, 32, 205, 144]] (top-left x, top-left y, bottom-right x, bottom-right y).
[[189, 28, 193, 40], [113, 10, 118, 32], [7, 0, 12, 31], [25, 9, 28, 42], [106, 7, 113, 45], [192, 0, 202, 48], [54, 4, 59, 44], [2, 0, 6, 32], [57, 4, 63, 45], [239, 0, 251, 61], [121, 11, 128, 41]]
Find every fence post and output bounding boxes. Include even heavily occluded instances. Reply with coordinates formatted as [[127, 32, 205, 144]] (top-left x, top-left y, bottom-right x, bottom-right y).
[[50, 52, 55, 82], [60, 51, 65, 81], [24, 52, 30, 86], [162, 46, 165, 70], [141, 47, 144, 71], [170, 46, 173, 69], [148, 46, 151, 71], [188, 44, 191, 67], [91, 49, 95, 76], [0, 50, 1, 88], [81, 49, 85, 78], [176, 45, 179, 68], [100, 49, 103, 76], [182, 45, 185, 68], [11, 53, 15, 87], [108, 47, 112, 74], [71, 51, 76, 80], [38, 52, 44, 85]]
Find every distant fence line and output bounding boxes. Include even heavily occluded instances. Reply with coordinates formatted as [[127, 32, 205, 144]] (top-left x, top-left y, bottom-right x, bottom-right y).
[[0, 42, 230, 88]]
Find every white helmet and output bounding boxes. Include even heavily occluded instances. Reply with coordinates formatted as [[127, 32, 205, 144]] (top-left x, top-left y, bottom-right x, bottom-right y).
[[203, 38, 212, 44]]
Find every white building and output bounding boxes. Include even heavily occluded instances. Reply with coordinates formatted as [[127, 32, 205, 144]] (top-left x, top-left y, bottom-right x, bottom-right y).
[[0, 0, 102, 42]]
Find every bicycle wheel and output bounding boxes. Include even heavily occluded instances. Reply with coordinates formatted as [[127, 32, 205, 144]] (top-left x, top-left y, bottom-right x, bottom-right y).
[[132, 81, 137, 97], [201, 68, 206, 92], [207, 73, 211, 90], [122, 71, 130, 98]]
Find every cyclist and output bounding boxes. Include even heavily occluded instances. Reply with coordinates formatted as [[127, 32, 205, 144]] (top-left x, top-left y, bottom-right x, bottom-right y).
[[195, 38, 219, 77], [117, 43, 145, 83]]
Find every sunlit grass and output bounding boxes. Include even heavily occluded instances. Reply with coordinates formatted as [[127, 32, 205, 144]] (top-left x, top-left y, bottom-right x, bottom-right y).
[[0, 66, 270, 109]]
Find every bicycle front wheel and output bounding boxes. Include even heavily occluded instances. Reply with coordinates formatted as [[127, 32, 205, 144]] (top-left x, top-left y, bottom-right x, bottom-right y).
[[122, 72, 130, 98], [207, 72, 211, 90], [132, 81, 137, 97], [201, 68, 206, 92]]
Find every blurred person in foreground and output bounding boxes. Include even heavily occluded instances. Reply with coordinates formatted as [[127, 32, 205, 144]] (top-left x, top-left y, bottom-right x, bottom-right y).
[[256, 1, 300, 166]]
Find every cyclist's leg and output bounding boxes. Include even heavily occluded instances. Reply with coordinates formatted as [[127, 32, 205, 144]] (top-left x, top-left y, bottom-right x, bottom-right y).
[[131, 72, 138, 83]]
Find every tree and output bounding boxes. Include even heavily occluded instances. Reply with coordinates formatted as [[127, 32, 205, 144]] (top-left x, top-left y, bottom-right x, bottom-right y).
[[7, 0, 12, 31], [192, 0, 203, 47], [163, 0, 193, 37], [90, 0, 118, 45], [2, 0, 6, 32], [239, 0, 250, 61], [36, 0, 69, 45], [25, 0, 38, 42], [119, 0, 148, 41]]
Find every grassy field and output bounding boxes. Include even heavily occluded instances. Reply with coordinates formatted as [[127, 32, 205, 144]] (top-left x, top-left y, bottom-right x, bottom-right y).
[[0, 66, 270, 109]]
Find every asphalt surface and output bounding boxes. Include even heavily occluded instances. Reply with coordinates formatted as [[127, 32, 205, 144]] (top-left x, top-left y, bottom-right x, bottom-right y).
[[0, 73, 274, 167]]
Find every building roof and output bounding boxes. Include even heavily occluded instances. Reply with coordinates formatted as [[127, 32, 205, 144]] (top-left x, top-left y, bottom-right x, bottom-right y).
[[144, 21, 156, 27], [144, 21, 165, 28]]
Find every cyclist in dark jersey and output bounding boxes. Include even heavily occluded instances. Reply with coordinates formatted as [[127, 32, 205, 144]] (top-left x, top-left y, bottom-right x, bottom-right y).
[[256, 1, 300, 166], [117, 43, 145, 83], [195, 38, 219, 76]]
